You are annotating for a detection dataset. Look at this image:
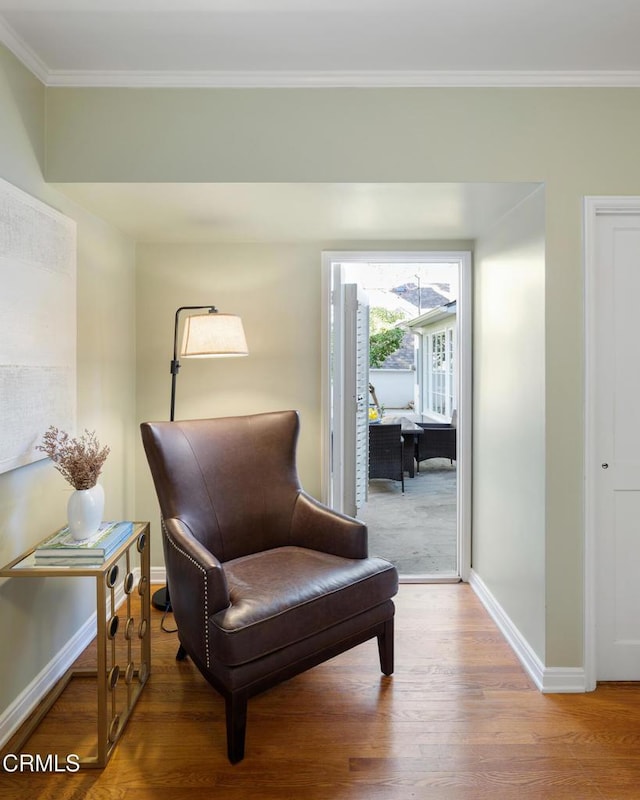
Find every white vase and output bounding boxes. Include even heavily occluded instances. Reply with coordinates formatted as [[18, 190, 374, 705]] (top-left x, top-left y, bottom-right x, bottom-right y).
[[67, 483, 105, 541]]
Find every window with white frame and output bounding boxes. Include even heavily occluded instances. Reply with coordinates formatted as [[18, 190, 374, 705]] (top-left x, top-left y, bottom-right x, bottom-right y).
[[425, 325, 456, 419]]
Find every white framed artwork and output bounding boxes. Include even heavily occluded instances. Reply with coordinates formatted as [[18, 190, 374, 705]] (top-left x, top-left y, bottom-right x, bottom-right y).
[[0, 178, 77, 474]]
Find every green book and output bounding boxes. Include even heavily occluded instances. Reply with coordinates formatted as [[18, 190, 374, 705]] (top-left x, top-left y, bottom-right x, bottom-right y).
[[35, 521, 134, 559]]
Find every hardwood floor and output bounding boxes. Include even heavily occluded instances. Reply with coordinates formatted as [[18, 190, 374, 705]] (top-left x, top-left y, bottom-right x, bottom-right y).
[[2, 583, 640, 799]]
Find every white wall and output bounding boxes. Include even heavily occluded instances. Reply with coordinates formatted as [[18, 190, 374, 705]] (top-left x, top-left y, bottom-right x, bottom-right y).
[[369, 369, 415, 410], [473, 186, 546, 660], [0, 45, 136, 735]]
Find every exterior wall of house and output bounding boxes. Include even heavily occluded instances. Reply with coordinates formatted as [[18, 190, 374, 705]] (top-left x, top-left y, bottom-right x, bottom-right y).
[[42, 84, 640, 670], [474, 186, 546, 661], [0, 45, 137, 731], [411, 314, 457, 420]]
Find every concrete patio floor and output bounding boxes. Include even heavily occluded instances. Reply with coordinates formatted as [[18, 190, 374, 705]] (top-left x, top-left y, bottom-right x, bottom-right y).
[[358, 457, 457, 578]]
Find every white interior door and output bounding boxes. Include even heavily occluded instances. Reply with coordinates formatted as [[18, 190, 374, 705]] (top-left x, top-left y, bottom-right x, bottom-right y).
[[591, 208, 640, 680]]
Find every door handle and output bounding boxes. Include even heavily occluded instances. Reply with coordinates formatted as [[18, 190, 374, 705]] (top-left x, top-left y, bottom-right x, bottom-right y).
[[601, 463, 609, 469]]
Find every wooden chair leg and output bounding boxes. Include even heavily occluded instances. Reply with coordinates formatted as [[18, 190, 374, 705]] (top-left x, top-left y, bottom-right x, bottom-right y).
[[377, 618, 394, 676], [225, 690, 248, 764]]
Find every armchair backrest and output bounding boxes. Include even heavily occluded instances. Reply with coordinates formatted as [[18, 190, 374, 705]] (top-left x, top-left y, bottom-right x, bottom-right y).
[[141, 410, 302, 562]]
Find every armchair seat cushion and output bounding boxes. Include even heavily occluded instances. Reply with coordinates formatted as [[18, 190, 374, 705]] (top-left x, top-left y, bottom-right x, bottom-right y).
[[210, 546, 397, 666]]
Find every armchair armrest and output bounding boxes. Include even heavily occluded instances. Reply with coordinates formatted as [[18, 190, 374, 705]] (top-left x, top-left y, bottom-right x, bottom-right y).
[[162, 517, 230, 664], [290, 491, 368, 559]]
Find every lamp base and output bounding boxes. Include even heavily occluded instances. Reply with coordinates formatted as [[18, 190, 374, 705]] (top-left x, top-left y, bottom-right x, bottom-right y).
[[152, 585, 172, 612]]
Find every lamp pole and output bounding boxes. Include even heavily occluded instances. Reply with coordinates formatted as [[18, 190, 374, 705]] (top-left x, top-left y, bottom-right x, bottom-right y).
[[153, 304, 218, 613], [170, 305, 217, 421], [153, 303, 247, 613]]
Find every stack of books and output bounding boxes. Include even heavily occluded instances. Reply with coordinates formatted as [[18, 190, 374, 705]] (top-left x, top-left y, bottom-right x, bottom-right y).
[[35, 521, 135, 565]]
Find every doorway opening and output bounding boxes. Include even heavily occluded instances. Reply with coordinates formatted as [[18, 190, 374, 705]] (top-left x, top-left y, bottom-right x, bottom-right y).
[[321, 251, 472, 582]]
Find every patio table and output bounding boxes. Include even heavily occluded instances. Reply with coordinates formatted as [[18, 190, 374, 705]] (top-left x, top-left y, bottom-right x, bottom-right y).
[[379, 417, 423, 478]]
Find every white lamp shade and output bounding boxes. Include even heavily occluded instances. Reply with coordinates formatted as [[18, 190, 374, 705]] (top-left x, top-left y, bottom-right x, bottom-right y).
[[180, 313, 248, 358]]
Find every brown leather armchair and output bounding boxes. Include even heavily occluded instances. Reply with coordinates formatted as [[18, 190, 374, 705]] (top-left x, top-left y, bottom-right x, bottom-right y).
[[141, 410, 398, 763]]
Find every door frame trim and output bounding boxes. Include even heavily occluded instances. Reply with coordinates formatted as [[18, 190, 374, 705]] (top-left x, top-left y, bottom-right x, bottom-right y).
[[583, 196, 640, 690], [321, 250, 472, 581]]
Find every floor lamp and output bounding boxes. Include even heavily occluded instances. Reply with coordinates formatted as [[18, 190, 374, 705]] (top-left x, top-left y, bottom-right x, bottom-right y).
[[152, 304, 249, 612]]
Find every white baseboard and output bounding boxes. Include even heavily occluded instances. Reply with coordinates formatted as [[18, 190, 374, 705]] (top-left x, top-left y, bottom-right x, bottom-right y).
[[541, 667, 588, 693], [0, 611, 97, 750], [150, 566, 166, 585], [468, 569, 586, 693], [0, 568, 137, 749]]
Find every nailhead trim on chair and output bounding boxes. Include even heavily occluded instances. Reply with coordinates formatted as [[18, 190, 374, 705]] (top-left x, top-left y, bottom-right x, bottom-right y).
[[162, 519, 211, 668]]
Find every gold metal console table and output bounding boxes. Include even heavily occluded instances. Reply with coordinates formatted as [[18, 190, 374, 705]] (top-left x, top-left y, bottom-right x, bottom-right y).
[[0, 521, 151, 769]]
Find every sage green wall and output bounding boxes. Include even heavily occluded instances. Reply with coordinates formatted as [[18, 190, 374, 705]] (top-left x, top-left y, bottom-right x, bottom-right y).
[[135, 242, 325, 541], [0, 46, 137, 732], [43, 86, 640, 669], [474, 187, 546, 660]]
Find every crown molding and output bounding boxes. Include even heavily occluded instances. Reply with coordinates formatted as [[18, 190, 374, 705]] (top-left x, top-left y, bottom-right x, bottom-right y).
[[0, 16, 49, 84], [39, 68, 640, 89], [2, 13, 640, 89]]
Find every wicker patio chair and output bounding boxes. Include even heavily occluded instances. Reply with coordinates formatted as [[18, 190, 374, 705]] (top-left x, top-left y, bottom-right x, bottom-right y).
[[369, 423, 404, 492], [415, 412, 457, 470]]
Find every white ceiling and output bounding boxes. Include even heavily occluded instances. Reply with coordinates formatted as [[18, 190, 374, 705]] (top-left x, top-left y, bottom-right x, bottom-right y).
[[56, 182, 540, 243], [1, 0, 640, 87]]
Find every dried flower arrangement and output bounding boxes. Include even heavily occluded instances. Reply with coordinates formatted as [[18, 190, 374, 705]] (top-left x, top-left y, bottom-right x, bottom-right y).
[[37, 426, 110, 491]]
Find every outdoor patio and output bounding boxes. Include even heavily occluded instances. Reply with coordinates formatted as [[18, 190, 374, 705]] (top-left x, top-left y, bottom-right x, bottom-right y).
[[359, 457, 457, 577]]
